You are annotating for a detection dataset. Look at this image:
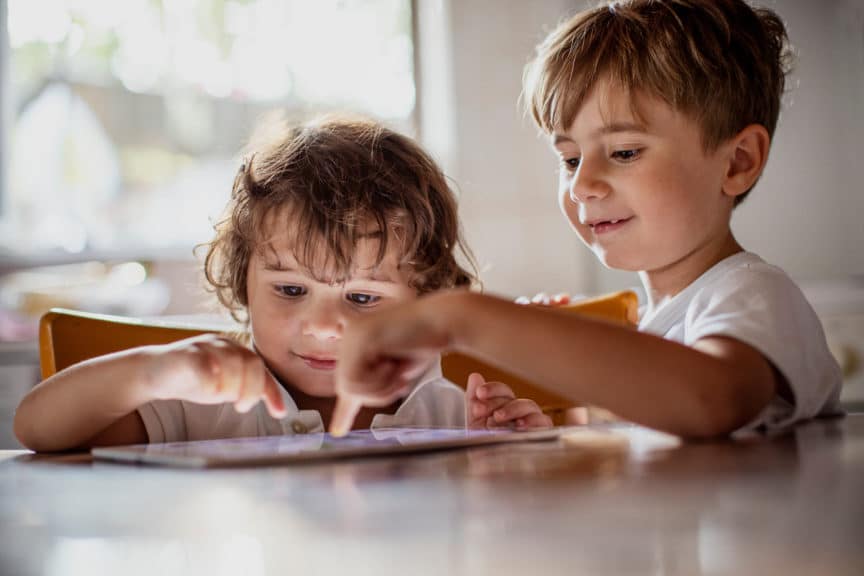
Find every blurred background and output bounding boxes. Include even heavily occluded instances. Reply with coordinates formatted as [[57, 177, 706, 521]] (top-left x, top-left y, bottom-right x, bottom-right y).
[[0, 0, 862, 446]]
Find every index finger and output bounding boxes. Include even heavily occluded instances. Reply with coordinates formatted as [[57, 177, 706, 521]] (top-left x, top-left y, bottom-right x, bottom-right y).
[[477, 381, 517, 401], [329, 396, 361, 437]]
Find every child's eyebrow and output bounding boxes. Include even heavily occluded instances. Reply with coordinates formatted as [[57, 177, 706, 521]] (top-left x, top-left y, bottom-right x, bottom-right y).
[[553, 121, 648, 145], [262, 261, 295, 272], [352, 269, 398, 283]]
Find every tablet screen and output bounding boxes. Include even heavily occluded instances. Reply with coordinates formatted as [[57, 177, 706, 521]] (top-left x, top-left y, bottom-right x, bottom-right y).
[[91, 427, 564, 468]]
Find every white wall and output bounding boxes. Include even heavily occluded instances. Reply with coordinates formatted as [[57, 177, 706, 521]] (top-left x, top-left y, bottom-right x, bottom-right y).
[[417, 0, 594, 298], [418, 0, 864, 298], [731, 0, 864, 282]]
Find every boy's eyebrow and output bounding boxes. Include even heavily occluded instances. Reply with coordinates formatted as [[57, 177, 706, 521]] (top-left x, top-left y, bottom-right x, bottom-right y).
[[552, 122, 648, 145]]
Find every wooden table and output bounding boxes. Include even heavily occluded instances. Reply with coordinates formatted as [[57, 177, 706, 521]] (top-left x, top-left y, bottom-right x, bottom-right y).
[[1, 416, 862, 576]]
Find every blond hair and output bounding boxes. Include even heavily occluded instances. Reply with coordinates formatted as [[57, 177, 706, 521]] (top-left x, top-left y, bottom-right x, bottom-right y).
[[524, 0, 792, 203]]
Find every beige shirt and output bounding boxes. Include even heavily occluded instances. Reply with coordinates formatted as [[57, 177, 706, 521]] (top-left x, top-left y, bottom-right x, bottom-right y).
[[138, 360, 466, 443]]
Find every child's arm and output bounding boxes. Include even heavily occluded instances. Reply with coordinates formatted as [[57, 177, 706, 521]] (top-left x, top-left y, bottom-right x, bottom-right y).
[[465, 372, 552, 429], [332, 291, 777, 438], [14, 334, 287, 452]]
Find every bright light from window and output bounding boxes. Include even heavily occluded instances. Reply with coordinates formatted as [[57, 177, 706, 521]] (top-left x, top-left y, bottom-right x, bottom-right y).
[[3, 0, 416, 255]]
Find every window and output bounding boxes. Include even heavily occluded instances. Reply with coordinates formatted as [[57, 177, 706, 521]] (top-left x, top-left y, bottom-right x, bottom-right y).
[[1, 0, 416, 257]]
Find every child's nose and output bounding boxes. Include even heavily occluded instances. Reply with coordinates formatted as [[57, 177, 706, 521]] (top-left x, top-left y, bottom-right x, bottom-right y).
[[301, 306, 344, 341]]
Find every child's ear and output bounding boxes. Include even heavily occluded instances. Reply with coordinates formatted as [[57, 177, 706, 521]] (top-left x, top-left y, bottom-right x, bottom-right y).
[[722, 124, 771, 199]]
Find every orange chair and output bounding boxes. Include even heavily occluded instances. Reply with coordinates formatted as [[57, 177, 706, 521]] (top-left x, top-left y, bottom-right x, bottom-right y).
[[40, 291, 639, 421], [38, 309, 213, 379]]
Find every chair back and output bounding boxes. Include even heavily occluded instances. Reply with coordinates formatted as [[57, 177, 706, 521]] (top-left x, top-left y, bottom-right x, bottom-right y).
[[39, 309, 214, 379]]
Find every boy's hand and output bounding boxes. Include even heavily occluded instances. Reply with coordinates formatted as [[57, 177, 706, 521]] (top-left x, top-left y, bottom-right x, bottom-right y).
[[466, 372, 552, 430], [146, 334, 287, 419], [331, 294, 454, 436], [515, 292, 571, 306]]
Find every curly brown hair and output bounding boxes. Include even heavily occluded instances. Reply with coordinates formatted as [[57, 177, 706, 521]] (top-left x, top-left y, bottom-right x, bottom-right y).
[[203, 113, 478, 323], [523, 0, 793, 204]]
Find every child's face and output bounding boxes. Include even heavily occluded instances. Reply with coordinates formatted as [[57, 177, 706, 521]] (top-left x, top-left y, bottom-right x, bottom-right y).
[[245, 227, 417, 398], [551, 80, 736, 275]]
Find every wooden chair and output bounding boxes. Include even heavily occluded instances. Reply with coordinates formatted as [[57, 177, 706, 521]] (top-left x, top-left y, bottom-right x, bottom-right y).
[[39, 291, 639, 422], [38, 309, 213, 379]]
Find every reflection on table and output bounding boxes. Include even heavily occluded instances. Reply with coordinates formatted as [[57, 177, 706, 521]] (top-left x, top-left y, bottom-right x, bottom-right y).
[[1, 416, 862, 576]]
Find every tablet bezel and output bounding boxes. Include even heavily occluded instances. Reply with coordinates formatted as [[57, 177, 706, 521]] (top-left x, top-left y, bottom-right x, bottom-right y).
[[91, 426, 565, 468]]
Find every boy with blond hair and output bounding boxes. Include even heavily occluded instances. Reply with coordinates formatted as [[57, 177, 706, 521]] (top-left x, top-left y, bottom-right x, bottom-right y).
[[331, 0, 841, 439]]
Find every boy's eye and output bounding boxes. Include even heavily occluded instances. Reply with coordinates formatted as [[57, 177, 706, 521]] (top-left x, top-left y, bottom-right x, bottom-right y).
[[611, 149, 641, 162], [276, 285, 306, 298], [562, 157, 581, 171], [347, 293, 381, 306]]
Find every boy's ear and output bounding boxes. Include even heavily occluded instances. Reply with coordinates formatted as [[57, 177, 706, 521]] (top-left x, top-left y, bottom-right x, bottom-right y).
[[722, 124, 771, 199]]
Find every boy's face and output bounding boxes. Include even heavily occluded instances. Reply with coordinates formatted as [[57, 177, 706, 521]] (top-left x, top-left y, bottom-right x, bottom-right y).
[[245, 226, 417, 398], [551, 80, 735, 276]]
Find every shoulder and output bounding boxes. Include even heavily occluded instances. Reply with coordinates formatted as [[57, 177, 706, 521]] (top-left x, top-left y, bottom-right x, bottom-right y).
[[686, 253, 814, 328], [685, 254, 841, 427]]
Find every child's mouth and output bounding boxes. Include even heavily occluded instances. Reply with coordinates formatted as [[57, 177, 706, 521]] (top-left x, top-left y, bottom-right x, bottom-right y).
[[295, 353, 337, 371], [589, 217, 632, 235]]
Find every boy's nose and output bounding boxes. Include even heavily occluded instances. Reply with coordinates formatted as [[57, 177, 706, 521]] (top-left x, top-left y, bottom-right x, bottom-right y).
[[569, 164, 609, 203]]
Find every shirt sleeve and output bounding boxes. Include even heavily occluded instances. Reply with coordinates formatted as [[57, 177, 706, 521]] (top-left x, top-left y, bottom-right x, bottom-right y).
[[137, 399, 189, 443], [682, 267, 842, 432]]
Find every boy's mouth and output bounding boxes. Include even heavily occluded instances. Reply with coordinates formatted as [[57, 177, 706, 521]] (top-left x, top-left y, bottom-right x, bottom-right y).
[[586, 216, 633, 235], [293, 353, 337, 371]]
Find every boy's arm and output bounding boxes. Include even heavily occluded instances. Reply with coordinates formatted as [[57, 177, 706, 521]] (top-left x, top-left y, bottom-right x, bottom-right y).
[[334, 291, 777, 438]]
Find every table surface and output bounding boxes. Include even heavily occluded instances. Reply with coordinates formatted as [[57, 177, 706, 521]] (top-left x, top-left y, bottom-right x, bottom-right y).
[[1, 416, 863, 576]]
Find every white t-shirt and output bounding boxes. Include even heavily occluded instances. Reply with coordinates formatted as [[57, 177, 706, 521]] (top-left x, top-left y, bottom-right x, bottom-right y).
[[639, 252, 842, 433], [138, 360, 466, 443]]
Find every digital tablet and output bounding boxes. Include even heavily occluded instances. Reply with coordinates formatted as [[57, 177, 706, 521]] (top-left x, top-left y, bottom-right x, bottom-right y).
[[91, 427, 565, 468]]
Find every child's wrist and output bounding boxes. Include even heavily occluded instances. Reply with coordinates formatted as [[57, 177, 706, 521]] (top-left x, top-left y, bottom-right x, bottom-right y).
[[134, 345, 176, 402]]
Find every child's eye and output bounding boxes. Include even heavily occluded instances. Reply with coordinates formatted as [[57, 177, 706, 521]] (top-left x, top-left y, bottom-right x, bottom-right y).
[[276, 285, 306, 298], [611, 149, 641, 162], [347, 293, 381, 306], [561, 157, 581, 171]]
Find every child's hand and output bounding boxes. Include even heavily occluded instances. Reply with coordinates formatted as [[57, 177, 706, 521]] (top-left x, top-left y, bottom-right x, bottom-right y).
[[466, 372, 552, 430], [146, 334, 287, 418]]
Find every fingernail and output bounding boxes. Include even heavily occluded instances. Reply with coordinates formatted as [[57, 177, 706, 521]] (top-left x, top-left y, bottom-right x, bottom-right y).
[[531, 292, 550, 305], [552, 293, 570, 305]]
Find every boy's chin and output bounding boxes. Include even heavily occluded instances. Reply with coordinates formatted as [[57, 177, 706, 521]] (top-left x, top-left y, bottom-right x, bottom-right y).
[[592, 247, 643, 272]]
